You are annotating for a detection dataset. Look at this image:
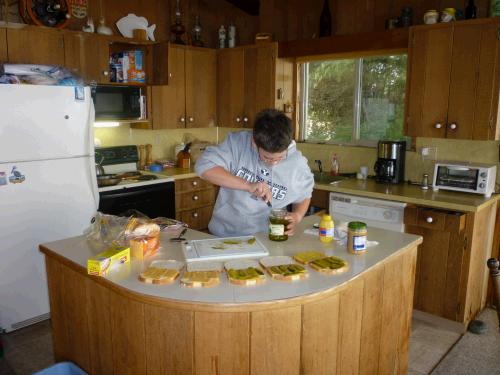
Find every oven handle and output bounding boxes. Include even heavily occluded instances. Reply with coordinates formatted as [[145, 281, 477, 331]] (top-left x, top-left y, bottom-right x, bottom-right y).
[[100, 183, 174, 199]]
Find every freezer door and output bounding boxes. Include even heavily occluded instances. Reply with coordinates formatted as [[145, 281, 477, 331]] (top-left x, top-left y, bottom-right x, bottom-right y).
[[0, 157, 98, 331], [0, 85, 94, 163]]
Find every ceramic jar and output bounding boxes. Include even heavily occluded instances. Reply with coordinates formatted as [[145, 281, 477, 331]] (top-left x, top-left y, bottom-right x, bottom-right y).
[[423, 10, 439, 24]]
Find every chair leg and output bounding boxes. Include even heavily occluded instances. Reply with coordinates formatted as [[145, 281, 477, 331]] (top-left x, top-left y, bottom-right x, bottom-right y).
[[487, 258, 500, 329]]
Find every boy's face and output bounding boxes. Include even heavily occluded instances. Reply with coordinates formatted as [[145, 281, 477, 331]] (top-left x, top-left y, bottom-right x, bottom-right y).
[[257, 147, 288, 167]]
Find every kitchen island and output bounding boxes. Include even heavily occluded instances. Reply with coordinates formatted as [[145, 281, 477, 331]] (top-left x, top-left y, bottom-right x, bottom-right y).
[[40, 216, 422, 375]]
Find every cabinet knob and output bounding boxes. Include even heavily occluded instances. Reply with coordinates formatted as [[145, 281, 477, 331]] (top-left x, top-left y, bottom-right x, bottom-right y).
[[449, 123, 457, 130], [192, 212, 199, 218], [102, 70, 109, 76], [434, 123, 442, 129], [236, 117, 241, 123], [426, 217, 433, 223], [192, 195, 199, 201], [243, 117, 249, 124], [180, 117, 186, 123], [192, 180, 198, 186], [189, 117, 194, 123]]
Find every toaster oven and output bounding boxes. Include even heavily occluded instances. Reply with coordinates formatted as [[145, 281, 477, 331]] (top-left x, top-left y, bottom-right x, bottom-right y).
[[432, 162, 497, 198]]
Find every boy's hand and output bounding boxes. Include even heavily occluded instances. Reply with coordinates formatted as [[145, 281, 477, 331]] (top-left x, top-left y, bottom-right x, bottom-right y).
[[247, 182, 273, 205], [285, 212, 304, 236]]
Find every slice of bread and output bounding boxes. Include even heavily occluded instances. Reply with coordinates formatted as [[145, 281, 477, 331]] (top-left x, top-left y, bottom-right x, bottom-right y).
[[139, 267, 179, 284]]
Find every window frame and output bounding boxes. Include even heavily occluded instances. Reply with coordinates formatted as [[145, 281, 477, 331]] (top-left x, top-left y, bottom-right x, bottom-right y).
[[298, 54, 407, 147]]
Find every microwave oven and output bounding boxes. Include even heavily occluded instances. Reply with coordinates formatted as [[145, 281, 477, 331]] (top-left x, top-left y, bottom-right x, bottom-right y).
[[91, 85, 144, 121], [432, 162, 497, 198]]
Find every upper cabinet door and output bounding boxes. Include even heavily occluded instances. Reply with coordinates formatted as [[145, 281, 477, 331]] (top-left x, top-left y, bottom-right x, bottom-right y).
[[151, 44, 186, 130], [185, 47, 216, 128], [244, 44, 277, 128], [472, 21, 500, 140], [217, 48, 245, 128], [446, 24, 483, 140], [0, 29, 7, 62], [79, 36, 111, 83], [406, 25, 453, 139], [7, 27, 65, 65]]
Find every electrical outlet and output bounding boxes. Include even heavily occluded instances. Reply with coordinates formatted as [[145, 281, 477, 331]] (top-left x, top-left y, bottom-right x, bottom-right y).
[[420, 146, 437, 161]]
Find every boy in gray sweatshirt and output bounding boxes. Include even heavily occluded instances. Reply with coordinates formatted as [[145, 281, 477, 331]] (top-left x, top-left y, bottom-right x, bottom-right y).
[[195, 109, 314, 237]]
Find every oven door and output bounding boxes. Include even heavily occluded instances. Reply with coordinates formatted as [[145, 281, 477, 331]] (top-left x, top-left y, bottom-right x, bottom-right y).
[[98, 182, 175, 219]]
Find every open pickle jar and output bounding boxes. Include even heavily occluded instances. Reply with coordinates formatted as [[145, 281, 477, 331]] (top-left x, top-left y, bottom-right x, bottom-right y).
[[269, 208, 289, 241]]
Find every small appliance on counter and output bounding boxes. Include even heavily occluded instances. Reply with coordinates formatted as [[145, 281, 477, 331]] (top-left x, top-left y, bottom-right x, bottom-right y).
[[432, 161, 497, 198], [374, 140, 406, 184]]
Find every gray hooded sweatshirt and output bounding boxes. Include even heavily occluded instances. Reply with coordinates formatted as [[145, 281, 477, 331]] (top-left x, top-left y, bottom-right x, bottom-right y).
[[195, 131, 314, 237]]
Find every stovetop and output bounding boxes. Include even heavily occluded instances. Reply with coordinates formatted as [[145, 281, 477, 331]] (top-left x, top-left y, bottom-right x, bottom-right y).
[[95, 145, 174, 192]]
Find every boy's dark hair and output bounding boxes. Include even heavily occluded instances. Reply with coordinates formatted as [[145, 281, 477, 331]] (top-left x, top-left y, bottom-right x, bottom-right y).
[[253, 109, 292, 153]]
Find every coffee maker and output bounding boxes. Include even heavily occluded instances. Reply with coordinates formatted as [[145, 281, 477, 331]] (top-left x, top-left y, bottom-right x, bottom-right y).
[[374, 140, 406, 184]]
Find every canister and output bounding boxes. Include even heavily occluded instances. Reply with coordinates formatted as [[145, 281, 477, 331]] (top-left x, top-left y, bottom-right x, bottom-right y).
[[347, 221, 367, 254]]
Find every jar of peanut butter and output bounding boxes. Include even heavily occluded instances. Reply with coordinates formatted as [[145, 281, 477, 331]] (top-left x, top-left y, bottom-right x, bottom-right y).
[[347, 221, 367, 254]]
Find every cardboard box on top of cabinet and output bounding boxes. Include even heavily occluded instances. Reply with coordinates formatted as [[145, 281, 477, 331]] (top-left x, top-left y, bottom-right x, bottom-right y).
[[87, 245, 130, 276]]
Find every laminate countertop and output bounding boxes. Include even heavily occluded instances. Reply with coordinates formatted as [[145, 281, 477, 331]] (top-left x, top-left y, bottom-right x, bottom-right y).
[[39, 216, 421, 306], [148, 167, 197, 180], [315, 178, 500, 212]]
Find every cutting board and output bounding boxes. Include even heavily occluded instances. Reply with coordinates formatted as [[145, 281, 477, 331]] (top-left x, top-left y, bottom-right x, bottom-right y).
[[182, 236, 269, 262]]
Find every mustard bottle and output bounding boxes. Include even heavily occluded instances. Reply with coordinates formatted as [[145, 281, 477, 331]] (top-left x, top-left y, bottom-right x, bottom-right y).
[[319, 214, 334, 243]]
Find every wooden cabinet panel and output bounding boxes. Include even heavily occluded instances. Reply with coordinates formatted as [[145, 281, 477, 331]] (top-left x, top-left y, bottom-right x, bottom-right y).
[[7, 27, 65, 65], [0, 29, 7, 62], [447, 24, 483, 139], [63, 33, 85, 74], [185, 47, 216, 128], [175, 188, 215, 211], [79, 36, 110, 83], [151, 45, 186, 129], [217, 48, 244, 127], [194, 312, 250, 375], [178, 205, 214, 230], [175, 177, 213, 192], [473, 22, 500, 140], [243, 44, 276, 128], [406, 19, 500, 140], [406, 25, 453, 139], [145, 306, 194, 375], [405, 206, 467, 320], [110, 293, 146, 375], [310, 189, 329, 211], [251, 306, 301, 375]]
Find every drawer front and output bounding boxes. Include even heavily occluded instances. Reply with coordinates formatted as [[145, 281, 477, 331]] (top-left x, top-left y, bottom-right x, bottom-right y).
[[416, 208, 447, 231], [176, 177, 212, 193], [176, 188, 215, 211], [178, 205, 213, 230], [405, 206, 466, 233]]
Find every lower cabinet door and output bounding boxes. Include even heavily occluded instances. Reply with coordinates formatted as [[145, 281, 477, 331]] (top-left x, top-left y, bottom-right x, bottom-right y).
[[405, 207, 466, 320], [178, 205, 214, 231]]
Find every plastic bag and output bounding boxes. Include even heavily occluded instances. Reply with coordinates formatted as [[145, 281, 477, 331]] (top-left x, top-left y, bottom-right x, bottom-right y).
[[84, 212, 131, 251], [1, 64, 84, 86]]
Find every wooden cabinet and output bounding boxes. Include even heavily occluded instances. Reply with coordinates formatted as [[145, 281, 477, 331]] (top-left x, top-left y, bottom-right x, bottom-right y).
[[6, 27, 65, 65], [175, 177, 216, 231], [405, 202, 498, 326], [0, 28, 7, 62], [151, 44, 216, 129], [217, 43, 294, 128], [405, 18, 500, 140]]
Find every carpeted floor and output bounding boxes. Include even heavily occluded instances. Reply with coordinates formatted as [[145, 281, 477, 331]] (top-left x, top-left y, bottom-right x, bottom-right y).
[[432, 308, 500, 375]]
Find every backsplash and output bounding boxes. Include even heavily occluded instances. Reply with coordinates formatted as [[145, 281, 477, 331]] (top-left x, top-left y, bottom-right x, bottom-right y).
[[95, 126, 500, 186], [298, 138, 500, 185], [94, 125, 218, 160]]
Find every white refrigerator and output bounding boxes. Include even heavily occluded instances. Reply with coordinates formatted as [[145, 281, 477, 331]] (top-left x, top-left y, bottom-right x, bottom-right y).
[[0, 84, 98, 332]]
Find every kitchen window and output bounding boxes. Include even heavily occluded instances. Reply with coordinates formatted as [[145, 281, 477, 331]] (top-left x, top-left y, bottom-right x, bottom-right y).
[[299, 54, 407, 146]]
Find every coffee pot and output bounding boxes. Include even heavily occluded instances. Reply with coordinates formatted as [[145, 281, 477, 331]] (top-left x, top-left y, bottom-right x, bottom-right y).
[[95, 155, 105, 176], [374, 140, 406, 184]]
